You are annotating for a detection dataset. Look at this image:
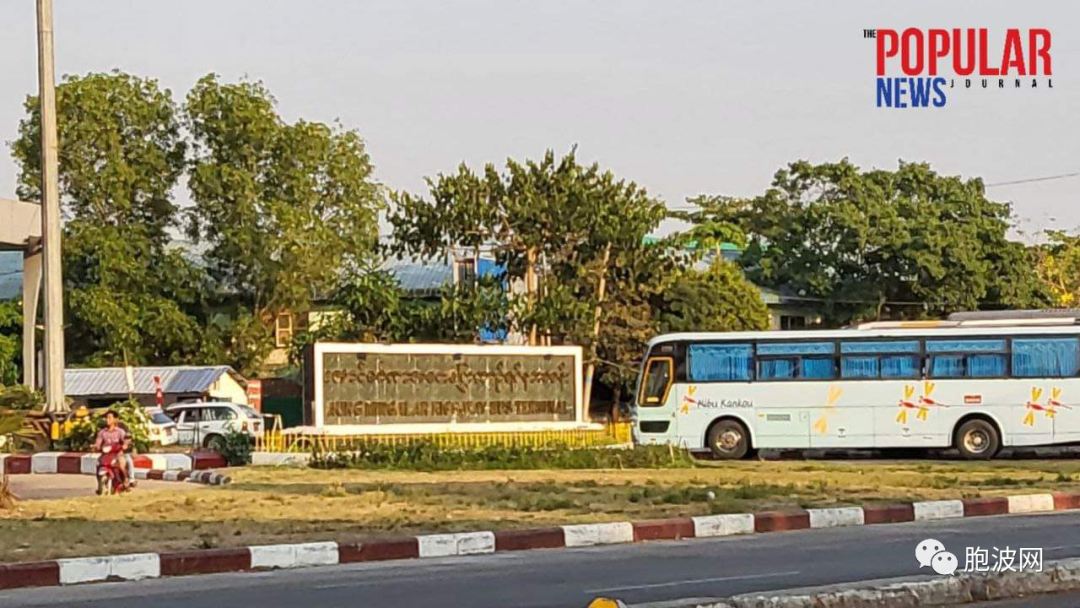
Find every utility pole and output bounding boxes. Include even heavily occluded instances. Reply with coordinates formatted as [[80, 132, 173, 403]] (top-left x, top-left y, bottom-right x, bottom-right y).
[[37, 0, 67, 413]]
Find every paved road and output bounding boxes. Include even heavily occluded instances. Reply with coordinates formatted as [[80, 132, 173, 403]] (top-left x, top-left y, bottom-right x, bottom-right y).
[[969, 592, 1080, 607], [8, 474, 200, 500], [5, 511, 1080, 608]]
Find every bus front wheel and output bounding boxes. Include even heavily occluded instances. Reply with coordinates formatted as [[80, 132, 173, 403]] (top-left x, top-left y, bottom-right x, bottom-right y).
[[707, 419, 750, 460], [955, 419, 999, 461]]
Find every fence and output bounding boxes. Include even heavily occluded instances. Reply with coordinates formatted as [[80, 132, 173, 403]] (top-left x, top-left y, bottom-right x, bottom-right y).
[[255, 422, 633, 453]]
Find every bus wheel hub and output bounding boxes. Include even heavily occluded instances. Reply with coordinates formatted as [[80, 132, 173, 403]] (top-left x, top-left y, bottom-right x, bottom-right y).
[[720, 431, 741, 449]]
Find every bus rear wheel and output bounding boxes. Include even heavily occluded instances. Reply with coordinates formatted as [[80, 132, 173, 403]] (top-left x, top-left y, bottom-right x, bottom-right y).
[[707, 419, 750, 460], [955, 419, 999, 461]]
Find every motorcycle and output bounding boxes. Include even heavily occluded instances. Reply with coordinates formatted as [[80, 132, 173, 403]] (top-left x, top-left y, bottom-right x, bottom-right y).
[[96, 443, 129, 496]]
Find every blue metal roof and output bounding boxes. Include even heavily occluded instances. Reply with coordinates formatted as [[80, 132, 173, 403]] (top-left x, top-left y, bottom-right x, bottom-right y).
[[64, 366, 245, 397], [0, 252, 21, 300]]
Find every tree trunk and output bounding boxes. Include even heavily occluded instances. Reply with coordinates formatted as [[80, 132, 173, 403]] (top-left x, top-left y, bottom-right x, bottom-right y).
[[581, 243, 613, 423], [526, 246, 537, 346], [610, 385, 622, 423]]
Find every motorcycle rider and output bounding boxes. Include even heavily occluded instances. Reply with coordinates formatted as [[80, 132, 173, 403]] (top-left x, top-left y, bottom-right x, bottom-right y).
[[94, 410, 131, 494]]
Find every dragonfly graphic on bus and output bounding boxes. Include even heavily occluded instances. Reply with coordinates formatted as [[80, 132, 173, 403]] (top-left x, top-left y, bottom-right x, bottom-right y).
[[897, 381, 948, 424], [812, 386, 844, 434], [1023, 387, 1070, 426]]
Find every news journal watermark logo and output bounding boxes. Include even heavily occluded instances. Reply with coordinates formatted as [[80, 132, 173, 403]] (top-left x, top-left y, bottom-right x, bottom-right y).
[[916, 538, 1043, 575], [865, 28, 1054, 108]]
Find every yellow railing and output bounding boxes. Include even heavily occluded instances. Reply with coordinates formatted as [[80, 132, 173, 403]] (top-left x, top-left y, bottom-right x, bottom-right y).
[[255, 422, 633, 453]]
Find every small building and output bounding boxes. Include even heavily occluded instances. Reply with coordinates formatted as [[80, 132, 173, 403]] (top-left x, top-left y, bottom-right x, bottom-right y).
[[758, 286, 823, 330], [64, 366, 249, 409]]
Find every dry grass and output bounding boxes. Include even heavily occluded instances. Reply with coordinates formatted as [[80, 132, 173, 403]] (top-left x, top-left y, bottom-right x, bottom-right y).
[[4, 459, 1080, 563]]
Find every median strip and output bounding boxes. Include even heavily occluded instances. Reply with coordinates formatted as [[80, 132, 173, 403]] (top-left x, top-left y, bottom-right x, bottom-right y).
[[3, 489, 1078, 591]]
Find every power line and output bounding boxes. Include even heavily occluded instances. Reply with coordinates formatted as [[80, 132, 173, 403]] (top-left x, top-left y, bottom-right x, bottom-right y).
[[985, 172, 1080, 188], [664, 171, 1080, 211]]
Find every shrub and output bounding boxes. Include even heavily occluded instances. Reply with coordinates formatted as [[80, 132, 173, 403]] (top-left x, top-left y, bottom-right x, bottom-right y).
[[219, 431, 254, 466], [0, 385, 44, 411], [309, 441, 697, 471], [64, 399, 151, 453]]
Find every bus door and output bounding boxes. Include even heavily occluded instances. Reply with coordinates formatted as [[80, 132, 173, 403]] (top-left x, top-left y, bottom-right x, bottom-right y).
[[636, 355, 680, 444]]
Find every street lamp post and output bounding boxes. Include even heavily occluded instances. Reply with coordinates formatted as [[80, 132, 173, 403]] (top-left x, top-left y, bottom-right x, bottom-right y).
[[36, 0, 67, 413]]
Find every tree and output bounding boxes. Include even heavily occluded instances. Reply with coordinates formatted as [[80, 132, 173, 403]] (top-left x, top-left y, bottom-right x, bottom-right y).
[[594, 241, 769, 416], [0, 300, 21, 386], [693, 160, 1048, 325], [12, 72, 187, 246], [185, 74, 384, 325], [660, 259, 771, 334], [1037, 230, 1080, 307], [61, 222, 208, 366], [389, 149, 667, 410], [11, 72, 209, 367]]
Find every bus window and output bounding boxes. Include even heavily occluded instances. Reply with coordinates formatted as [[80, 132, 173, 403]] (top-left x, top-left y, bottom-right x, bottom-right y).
[[927, 339, 1007, 378], [841, 340, 920, 354], [688, 344, 753, 382], [841, 356, 878, 378], [1012, 338, 1080, 378], [757, 341, 836, 380], [840, 340, 920, 379], [880, 356, 918, 378], [639, 357, 673, 406]]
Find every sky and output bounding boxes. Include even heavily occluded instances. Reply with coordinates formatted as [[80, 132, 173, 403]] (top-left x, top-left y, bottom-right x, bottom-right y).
[[0, 0, 1077, 244]]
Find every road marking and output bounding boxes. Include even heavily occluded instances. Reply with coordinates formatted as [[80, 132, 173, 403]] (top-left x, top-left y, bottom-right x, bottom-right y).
[[314, 580, 395, 590], [585, 570, 801, 594]]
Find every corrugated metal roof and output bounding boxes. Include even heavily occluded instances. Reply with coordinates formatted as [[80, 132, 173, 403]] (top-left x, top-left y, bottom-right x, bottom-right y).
[[384, 261, 452, 293], [64, 366, 245, 397]]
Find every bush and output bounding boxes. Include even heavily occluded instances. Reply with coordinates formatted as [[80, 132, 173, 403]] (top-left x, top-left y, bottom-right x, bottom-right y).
[[0, 385, 44, 411], [309, 441, 697, 471], [63, 399, 151, 453], [219, 431, 254, 466]]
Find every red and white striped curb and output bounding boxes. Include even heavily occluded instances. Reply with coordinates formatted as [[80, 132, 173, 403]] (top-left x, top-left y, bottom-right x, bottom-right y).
[[0, 451, 227, 475], [0, 453, 230, 486], [2, 491, 1078, 591]]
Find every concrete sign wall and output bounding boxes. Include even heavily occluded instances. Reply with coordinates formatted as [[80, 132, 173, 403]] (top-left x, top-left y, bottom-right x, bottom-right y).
[[309, 343, 585, 433]]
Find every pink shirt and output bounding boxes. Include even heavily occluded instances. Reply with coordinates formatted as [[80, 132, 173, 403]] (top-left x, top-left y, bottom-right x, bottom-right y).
[[94, 427, 128, 451]]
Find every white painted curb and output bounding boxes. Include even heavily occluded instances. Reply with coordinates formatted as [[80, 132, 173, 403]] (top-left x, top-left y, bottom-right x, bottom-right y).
[[252, 452, 312, 467], [57, 553, 160, 585], [79, 454, 99, 475], [418, 532, 495, 558], [1007, 493, 1055, 514], [562, 522, 635, 547], [692, 514, 755, 537], [160, 454, 193, 471], [913, 500, 964, 521], [31, 452, 61, 474], [808, 507, 865, 529], [250, 542, 338, 569]]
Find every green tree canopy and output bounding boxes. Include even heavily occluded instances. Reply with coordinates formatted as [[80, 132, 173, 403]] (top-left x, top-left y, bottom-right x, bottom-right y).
[[185, 74, 384, 321], [11, 72, 208, 367], [1037, 230, 1080, 308], [389, 148, 666, 349], [0, 300, 21, 386], [13, 72, 187, 245], [660, 259, 771, 334], [693, 159, 1048, 325]]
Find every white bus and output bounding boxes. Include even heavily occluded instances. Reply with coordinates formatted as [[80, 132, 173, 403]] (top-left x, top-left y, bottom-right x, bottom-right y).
[[633, 313, 1080, 460]]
